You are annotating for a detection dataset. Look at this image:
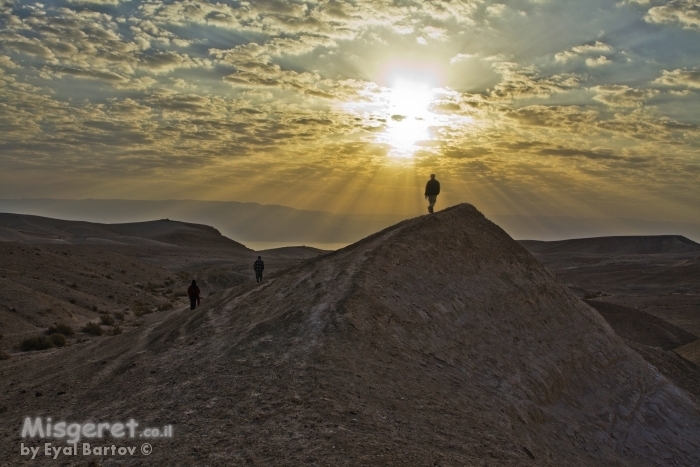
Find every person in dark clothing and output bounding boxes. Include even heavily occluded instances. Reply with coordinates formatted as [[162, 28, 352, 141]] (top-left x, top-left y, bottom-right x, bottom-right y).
[[187, 280, 201, 310], [424, 174, 441, 214], [254, 256, 265, 283]]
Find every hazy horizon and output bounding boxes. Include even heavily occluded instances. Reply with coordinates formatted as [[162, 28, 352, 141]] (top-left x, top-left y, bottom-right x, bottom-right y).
[[1, 197, 699, 247]]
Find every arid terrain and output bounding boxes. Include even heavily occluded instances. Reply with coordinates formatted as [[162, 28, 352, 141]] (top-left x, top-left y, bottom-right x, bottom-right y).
[[520, 235, 700, 334], [1, 207, 700, 466], [521, 235, 700, 408], [0, 213, 324, 353], [521, 236, 700, 342]]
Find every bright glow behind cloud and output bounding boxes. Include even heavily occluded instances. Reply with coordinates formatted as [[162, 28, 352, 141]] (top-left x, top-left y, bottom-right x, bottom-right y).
[[381, 80, 437, 158]]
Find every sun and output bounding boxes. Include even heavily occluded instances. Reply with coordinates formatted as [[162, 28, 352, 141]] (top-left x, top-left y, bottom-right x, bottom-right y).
[[387, 79, 434, 117], [379, 79, 437, 158]]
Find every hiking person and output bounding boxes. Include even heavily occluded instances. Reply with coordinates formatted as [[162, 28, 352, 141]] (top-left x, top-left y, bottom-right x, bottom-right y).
[[424, 174, 441, 214], [254, 256, 265, 283], [187, 280, 201, 310]]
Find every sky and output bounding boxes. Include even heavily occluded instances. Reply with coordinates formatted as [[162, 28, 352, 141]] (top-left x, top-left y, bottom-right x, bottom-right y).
[[0, 0, 698, 222]]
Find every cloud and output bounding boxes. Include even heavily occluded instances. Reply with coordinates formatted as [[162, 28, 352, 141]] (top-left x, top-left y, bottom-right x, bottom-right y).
[[669, 89, 695, 95], [450, 53, 477, 64], [0, 55, 18, 68], [538, 146, 624, 161], [211, 43, 372, 100], [555, 41, 613, 63], [444, 146, 492, 158], [486, 4, 507, 17], [140, 51, 210, 73], [645, 0, 700, 29], [594, 108, 696, 141], [67, 0, 126, 4], [653, 68, 700, 88], [505, 105, 599, 129], [586, 55, 611, 67], [490, 62, 580, 100], [591, 85, 659, 107], [1, 35, 57, 62], [48, 67, 129, 83]]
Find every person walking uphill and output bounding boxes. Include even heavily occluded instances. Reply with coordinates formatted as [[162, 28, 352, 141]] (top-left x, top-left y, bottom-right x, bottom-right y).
[[424, 174, 441, 214], [187, 280, 201, 311], [254, 256, 265, 283]]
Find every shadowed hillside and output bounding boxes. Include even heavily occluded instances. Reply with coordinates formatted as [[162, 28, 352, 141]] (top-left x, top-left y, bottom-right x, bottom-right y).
[[2, 205, 699, 466], [584, 299, 697, 350]]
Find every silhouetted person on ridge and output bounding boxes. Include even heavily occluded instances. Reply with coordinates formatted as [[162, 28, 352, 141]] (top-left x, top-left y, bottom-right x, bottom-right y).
[[254, 256, 265, 283], [424, 173, 440, 214], [187, 280, 201, 311]]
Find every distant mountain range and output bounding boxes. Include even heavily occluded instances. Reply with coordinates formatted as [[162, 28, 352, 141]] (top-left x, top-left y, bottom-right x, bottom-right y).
[[0, 198, 698, 245], [520, 235, 700, 255]]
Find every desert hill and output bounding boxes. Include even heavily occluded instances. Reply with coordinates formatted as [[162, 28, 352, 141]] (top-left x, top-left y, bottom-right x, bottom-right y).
[[583, 299, 697, 350], [521, 235, 700, 405], [0, 213, 248, 249], [2, 204, 699, 466], [520, 235, 700, 255]]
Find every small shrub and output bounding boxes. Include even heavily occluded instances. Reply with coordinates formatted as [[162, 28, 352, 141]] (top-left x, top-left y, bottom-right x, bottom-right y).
[[108, 294, 114, 299], [68, 299, 76, 304], [70, 283, 78, 289], [111, 325, 122, 335], [49, 333, 66, 347], [46, 323, 74, 337], [81, 322, 103, 336], [100, 315, 114, 326], [113, 312, 125, 321], [157, 303, 173, 311], [0, 351, 10, 360], [132, 302, 152, 317], [91, 305, 98, 312], [165, 288, 173, 294], [20, 336, 55, 351], [105, 274, 112, 279]]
